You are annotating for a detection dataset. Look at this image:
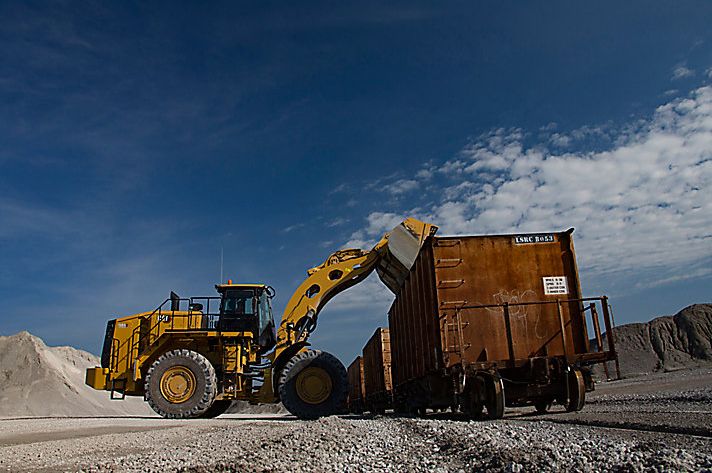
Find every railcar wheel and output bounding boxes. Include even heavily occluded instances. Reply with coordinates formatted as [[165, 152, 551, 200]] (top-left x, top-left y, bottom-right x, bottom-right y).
[[278, 350, 348, 420], [483, 373, 505, 420], [565, 369, 586, 412], [199, 400, 232, 418], [145, 349, 217, 419]]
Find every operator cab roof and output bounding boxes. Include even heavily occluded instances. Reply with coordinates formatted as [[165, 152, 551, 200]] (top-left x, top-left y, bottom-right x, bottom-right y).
[[214, 282, 268, 294]]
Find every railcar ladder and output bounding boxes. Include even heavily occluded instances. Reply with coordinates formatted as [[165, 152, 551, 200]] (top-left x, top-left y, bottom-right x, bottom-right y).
[[443, 310, 468, 361]]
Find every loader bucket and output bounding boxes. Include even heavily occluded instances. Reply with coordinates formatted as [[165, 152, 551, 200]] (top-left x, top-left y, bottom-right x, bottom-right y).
[[376, 218, 438, 295]]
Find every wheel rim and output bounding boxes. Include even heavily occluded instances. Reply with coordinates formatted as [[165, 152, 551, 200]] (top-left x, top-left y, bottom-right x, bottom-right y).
[[566, 369, 585, 412], [295, 366, 332, 405], [160, 366, 196, 403], [485, 374, 505, 419]]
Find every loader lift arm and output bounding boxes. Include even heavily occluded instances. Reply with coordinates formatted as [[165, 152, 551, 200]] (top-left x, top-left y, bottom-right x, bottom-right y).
[[271, 218, 438, 388]]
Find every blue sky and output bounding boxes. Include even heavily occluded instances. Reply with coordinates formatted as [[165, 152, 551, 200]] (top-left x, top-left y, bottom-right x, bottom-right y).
[[1, 1, 711, 364]]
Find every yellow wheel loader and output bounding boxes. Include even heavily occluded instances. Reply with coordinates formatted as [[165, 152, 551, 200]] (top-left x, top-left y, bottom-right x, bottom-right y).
[[85, 218, 438, 419]]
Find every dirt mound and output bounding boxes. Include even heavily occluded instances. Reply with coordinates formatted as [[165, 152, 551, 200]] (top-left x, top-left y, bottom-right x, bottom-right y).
[[0, 331, 153, 417], [600, 304, 712, 378]]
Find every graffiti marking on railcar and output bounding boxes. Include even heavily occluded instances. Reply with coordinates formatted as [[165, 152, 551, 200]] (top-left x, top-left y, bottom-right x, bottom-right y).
[[490, 289, 537, 317]]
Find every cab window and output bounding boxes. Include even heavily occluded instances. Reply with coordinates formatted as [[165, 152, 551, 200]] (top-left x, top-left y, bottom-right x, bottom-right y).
[[221, 290, 255, 316], [257, 291, 277, 350]]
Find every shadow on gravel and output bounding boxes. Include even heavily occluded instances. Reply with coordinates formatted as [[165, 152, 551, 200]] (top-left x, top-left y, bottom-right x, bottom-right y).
[[530, 417, 712, 438], [0, 415, 297, 422], [0, 415, 162, 421], [217, 415, 296, 421]]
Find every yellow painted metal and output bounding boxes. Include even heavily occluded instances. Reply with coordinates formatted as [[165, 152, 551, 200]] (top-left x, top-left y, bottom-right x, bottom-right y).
[[160, 366, 196, 403], [85, 367, 108, 390], [295, 366, 333, 404]]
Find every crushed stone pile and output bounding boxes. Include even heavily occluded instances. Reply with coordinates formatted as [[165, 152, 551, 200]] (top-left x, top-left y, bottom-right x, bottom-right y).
[[0, 331, 153, 417]]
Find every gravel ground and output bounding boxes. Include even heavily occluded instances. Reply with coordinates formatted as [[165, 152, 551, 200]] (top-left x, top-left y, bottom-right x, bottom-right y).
[[1, 368, 711, 472], [532, 366, 712, 437]]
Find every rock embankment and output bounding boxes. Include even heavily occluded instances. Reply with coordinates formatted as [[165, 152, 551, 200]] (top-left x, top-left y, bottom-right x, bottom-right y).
[[599, 303, 712, 377]]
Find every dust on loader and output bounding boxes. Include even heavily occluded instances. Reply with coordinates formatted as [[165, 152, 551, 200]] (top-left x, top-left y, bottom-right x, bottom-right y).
[[85, 218, 437, 419]]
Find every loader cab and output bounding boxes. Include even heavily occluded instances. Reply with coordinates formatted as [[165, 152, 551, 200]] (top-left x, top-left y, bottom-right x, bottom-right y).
[[215, 283, 277, 352]]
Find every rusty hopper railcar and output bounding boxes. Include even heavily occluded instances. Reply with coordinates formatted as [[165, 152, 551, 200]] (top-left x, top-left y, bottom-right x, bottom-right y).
[[361, 328, 393, 414], [346, 357, 366, 413], [387, 230, 617, 419]]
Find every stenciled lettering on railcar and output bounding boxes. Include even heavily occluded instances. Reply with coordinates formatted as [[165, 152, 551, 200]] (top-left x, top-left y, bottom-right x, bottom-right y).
[[542, 276, 569, 295], [513, 234, 555, 244]]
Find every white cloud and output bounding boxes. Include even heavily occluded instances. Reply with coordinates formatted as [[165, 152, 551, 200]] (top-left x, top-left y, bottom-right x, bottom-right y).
[[443, 181, 477, 200], [672, 65, 694, 80], [341, 233, 372, 249], [549, 133, 571, 147], [636, 267, 712, 289], [416, 167, 434, 180], [282, 223, 305, 233], [363, 86, 712, 290], [326, 217, 349, 227], [342, 211, 407, 249], [387, 178, 419, 195], [329, 183, 349, 194], [320, 273, 394, 312]]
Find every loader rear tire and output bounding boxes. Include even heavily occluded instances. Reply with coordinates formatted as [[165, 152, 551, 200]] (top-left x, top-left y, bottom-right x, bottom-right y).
[[199, 400, 232, 418], [145, 349, 217, 419], [278, 349, 347, 420]]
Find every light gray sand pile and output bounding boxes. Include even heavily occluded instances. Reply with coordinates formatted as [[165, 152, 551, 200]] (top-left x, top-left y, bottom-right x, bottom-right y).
[[0, 331, 153, 417]]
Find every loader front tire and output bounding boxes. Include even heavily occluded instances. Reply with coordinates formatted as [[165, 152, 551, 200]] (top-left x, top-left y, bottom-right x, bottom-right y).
[[145, 349, 217, 419], [278, 350, 347, 420]]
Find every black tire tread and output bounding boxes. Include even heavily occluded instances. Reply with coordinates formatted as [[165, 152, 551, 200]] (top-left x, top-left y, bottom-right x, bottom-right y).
[[277, 349, 348, 420], [144, 349, 218, 419]]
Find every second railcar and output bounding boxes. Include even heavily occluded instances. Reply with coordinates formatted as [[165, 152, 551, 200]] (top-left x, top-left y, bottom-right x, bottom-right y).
[[362, 327, 393, 414], [346, 356, 365, 413]]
